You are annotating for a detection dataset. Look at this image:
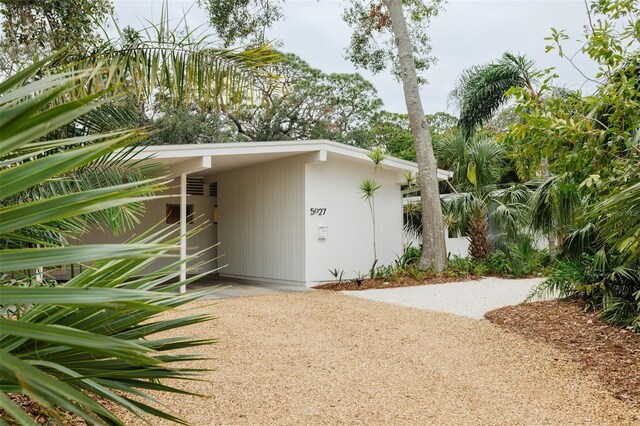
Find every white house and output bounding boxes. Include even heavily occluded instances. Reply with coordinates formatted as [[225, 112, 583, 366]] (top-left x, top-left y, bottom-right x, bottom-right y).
[[80, 140, 452, 288]]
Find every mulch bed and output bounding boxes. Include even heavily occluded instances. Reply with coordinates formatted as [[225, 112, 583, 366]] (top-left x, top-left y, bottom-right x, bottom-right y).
[[2, 393, 82, 425], [486, 300, 640, 410], [2, 393, 118, 425], [314, 274, 482, 291]]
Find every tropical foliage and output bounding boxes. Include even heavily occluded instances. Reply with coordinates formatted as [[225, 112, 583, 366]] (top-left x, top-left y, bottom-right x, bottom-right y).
[[437, 132, 531, 259], [0, 5, 277, 421], [450, 52, 537, 135], [512, 0, 639, 330], [0, 57, 216, 424]]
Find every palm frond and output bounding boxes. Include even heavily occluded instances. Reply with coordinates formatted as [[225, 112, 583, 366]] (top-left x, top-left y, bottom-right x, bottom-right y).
[[528, 174, 580, 235], [60, 21, 281, 112], [0, 56, 217, 424], [450, 52, 536, 134], [588, 180, 640, 260]]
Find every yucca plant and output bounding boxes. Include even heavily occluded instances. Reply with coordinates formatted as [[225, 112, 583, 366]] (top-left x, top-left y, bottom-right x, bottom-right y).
[[0, 58, 221, 424]]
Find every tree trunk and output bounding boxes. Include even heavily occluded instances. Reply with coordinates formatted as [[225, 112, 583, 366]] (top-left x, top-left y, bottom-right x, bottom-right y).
[[468, 213, 491, 259], [383, 0, 446, 272], [540, 157, 556, 257]]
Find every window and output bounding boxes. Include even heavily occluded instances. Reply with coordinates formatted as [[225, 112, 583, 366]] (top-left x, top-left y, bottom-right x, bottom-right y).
[[166, 204, 194, 224]]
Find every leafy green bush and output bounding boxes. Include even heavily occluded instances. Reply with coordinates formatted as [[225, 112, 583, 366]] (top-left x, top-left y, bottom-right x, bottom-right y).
[[445, 256, 486, 277], [395, 246, 421, 269], [488, 236, 546, 278], [532, 253, 639, 331], [482, 251, 511, 275], [374, 264, 397, 280]]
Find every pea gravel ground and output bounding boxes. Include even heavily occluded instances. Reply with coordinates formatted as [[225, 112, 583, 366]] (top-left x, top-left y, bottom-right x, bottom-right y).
[[116, 291, 639, 425]]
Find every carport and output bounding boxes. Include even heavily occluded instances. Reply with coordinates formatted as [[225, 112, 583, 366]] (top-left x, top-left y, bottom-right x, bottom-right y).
[[81, 140, 452, 291]]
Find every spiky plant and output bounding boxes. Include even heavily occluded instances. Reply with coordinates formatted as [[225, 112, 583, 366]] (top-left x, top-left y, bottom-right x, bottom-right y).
[[359, 147, 387, 276], [0, 33, 275, 422]]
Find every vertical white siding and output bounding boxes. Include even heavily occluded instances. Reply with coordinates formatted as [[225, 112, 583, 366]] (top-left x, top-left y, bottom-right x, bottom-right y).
[[75, 178, 218, 275], [305, 154, 404, 284], [216, 155, 306, 283]]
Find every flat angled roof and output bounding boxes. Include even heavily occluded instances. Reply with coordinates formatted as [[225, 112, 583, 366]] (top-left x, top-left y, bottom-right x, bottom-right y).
[[134, 140, 453, 180]]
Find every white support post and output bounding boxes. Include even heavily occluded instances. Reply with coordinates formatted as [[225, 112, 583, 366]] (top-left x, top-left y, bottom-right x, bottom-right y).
[[179, 173, 187, 293]]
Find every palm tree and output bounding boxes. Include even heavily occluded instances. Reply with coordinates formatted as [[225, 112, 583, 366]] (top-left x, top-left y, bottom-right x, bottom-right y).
[[0, 20, 279, 283], [59, 15, 280, 115], [437, 132, 530, 259], [450, 52, 537, 135], [1, 58, 213, 425], [0, 20, 277, 422], [4, 17, 279, 250], [449, 52, 563, 257]]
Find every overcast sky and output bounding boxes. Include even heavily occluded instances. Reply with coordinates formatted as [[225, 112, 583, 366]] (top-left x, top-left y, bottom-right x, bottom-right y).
[[113, 0, 598, 114]]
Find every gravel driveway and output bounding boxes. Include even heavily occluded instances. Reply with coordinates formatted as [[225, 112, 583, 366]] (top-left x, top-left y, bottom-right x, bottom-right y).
[[115, 291, 637, 425], [343, 277, 547, 319]]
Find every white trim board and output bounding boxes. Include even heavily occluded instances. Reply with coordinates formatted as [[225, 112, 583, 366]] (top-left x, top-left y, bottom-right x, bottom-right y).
[[130, 140, 453, 180]]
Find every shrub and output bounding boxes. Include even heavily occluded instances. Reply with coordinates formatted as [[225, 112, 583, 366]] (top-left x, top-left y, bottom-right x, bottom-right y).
[[483, 251, 511, 276], [487, 236, 546, 277], [531, 253, 640, 331], [445, 256, 486, 277], [395, 246, 421, 269], [374, 264, 396, 281]]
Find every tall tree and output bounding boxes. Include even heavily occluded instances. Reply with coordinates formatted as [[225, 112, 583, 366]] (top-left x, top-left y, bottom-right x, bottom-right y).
[[370, 111, 457, 161], [449, 52, 561, 257], [202, 0, 448, 271], [223, 52, 382, 145], [0, 0, 113, 75]]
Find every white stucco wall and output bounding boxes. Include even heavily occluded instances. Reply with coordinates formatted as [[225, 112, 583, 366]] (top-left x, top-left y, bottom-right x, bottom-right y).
[[404, 228, 471, 259], [75, 178, 218, 275], [215, 154, 306, 284], [304, 153, 404, 284], [444, 234, 471, 258]]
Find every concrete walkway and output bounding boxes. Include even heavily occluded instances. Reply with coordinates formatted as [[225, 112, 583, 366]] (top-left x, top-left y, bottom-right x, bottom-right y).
[[187, 276, 309, 299], [343, 277, 547, 319]]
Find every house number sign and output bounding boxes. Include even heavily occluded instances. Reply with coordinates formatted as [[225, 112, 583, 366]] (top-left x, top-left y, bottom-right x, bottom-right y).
[[310, 208, 327, 216]]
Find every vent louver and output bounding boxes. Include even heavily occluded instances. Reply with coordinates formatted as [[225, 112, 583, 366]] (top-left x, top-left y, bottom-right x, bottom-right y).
[[209, 182, 218, 197], [186, 177, 204, 195]]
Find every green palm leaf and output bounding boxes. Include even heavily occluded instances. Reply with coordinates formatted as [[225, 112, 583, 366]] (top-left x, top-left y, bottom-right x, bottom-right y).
[[0, 40, 259, 424], [450, 52, 536, 134]]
